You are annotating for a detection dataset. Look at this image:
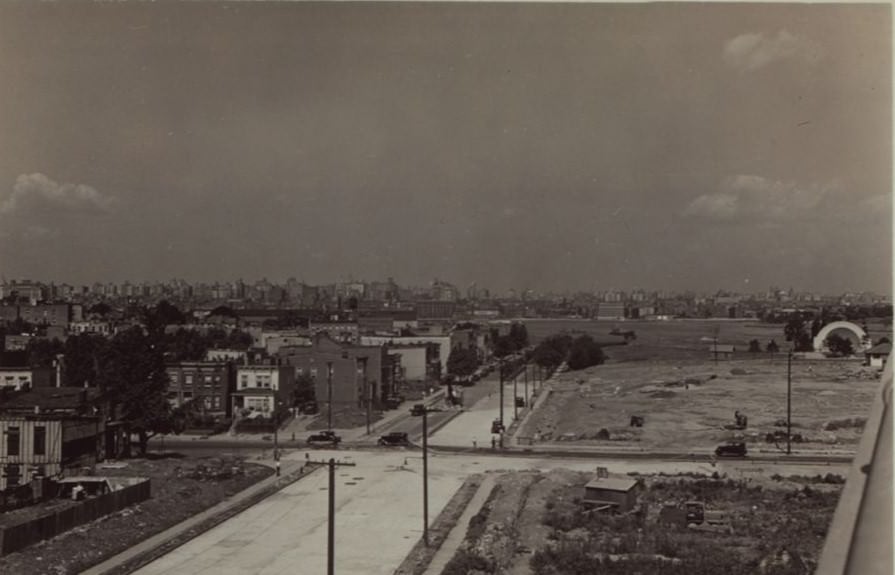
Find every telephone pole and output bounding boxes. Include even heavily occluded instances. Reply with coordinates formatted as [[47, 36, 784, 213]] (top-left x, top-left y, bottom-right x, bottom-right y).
[[499, 360, 505, 427], [787, 351, 793, 455], [327, 362, 334, 430]]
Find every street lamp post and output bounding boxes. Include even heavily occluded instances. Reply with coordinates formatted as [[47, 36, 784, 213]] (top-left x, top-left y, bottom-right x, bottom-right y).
[[327, 361, 334, 430], [499, 360, 505, 427], [787, 350, 793, 455], [327, 457, 335, 575], [524, 365, 529, 405], [410, 405, 435, 546]]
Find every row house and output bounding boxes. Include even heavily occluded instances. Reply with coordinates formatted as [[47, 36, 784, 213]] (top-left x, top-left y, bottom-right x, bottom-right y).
[[360, 334, 451, 379], [0, 387, 105, 491], [279, 334, 394, 409], [231, 365, 296, 416], [165, 362, 236, 416]]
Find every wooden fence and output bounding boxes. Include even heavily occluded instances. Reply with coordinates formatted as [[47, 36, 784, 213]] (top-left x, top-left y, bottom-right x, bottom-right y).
[[0, 478, 151, 556]]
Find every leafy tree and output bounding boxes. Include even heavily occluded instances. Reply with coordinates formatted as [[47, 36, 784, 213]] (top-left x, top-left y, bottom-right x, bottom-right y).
[[97, 326, 180, 456], [567, 335, 606, 371], [447, 346, 480, 378], [209, 305, 237, 318], [492, 334, 516, 358], [508, 322, 529, 350], [26, 338, 64, 368], [783, 316, 813, 352], [825, 334, 855, 357], [87, 302, 112, 317], [145, 300, 185, 331], [748, 339, 761, 353], [532, 334, 573, 369], [63, 334, 106, 387], [292, 374, 316, 405], [767, 339, 780, 353]]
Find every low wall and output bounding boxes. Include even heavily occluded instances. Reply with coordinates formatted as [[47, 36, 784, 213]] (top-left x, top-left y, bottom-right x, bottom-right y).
[[0, 478, 151, 556]]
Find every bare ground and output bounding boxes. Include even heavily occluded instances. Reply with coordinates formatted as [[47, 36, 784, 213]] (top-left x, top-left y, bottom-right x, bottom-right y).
[[0, 454, 272, 575], [519, 357, 879, 451]]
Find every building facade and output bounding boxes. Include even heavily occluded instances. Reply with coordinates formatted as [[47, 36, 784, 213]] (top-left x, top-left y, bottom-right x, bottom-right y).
[[165, 361, 235, 416]]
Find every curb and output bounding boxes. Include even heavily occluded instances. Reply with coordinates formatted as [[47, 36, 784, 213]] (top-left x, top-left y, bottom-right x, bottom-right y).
[[89, 463, 322, 575]]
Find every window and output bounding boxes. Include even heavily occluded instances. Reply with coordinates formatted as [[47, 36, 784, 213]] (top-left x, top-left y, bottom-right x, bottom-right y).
[[4, 464, 21, 487], [7, 426, 20, 456], [310, 368, 318, 377], [204, 375, 212, 383], [185, 374, 193, 384], [33, 426, 46, 456], [240, 375, 249, 389], [213, 396, 221, 409]]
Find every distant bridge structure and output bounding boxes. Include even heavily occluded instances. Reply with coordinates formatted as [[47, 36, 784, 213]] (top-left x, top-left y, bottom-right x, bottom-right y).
[[813, 321, 871, 354]]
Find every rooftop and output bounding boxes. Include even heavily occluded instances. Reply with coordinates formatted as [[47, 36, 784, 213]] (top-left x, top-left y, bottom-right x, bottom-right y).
[[584, 477, 640, 492]]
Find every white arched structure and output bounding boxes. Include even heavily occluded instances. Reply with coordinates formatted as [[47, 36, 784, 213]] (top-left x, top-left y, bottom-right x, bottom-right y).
[[813, 321, 871, 354]]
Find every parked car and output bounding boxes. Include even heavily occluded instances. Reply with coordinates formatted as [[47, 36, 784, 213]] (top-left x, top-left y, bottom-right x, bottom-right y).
[[491, 418, 505, 434], [715, 441, 747, 457], [383, 396, 403, 410], [410, 403, 427, 416], [378, 432, 411, 446], [307, 430, 341, 447], [299, 401, 319, 415]]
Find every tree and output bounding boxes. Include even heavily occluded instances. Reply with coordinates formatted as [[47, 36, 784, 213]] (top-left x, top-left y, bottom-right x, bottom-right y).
[[532, 334, 573, 369], [97, 326, 180, 456], [766, 339, 780, 353], [783, 316, 813, 352], [825, 334, 854, 357], [87, 302, 112, 317], [447, 346, 480, 378], [748, 339, 761, 353], [292, 374, 316, 406], [508, 322, 529, 351], [63, 334, 106, 387], [26, 338, 64, 368], [878, 337, 891, 345], [567, 335, 606, 371]]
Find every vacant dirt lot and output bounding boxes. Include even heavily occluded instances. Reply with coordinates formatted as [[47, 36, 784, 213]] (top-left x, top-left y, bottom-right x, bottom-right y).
[[520, 356, 879, 451], [442, 469, 842, 575], [0, 454, 272, 575]]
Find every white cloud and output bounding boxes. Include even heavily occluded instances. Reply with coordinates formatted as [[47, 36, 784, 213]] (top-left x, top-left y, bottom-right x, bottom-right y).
[[724, 30, 822, 70], [683, 175, 834, 221], [0, 173, 117, 216]]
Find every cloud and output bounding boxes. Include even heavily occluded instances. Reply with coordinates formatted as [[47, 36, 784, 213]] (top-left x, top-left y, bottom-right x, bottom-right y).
[[724, 30, 822, 70], [683, 175, 834, 221], [0, 173, 117, 216]]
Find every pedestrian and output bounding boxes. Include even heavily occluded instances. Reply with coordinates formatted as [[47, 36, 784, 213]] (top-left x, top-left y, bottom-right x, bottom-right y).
[[292, 432, 296, 442], [491, 436, 496, 449], [276, 461, 281, 477], [473, 440, 477, 449]]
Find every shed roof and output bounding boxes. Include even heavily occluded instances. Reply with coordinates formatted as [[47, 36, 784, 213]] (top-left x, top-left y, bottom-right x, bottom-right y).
[[585, 477, 640, 492]]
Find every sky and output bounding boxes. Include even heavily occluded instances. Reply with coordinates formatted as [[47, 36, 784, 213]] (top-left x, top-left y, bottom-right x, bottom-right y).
[[0, 2, 890, 295]]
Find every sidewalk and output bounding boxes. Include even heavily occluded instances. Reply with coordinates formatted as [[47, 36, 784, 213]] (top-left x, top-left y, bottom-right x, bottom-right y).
[[82, 459, 318, 575], [423, 474, 496, 575]]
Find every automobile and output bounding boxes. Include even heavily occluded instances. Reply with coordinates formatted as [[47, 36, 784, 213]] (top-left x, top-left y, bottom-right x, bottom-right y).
[[383, 396, 403, 410], [307, 430, 341, 447], [491, 418, 505, 434], [715, 441, 747, 457], [515, 396, 525, 408], [378, 432, 411, 446], [410, 403, 427, 416], [299, 401, 319, 415]]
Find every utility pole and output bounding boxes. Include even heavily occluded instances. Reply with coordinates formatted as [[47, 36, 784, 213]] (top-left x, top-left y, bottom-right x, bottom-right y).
[[422, 408, 429, 546], [327, 362, 334, 430], [513, 373, 519, 420], [499, 360, 505, 427], [410, 405, 434, 546], [524, 365, 529, 405], [323, 457, 357, 575], [328, 458, 335, 575], [787, 351, 792, 455], [362, 357, 370, 435]]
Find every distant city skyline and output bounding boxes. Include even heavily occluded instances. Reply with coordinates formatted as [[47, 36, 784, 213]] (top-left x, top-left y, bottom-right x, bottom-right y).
[[0, 3, 890, 294]]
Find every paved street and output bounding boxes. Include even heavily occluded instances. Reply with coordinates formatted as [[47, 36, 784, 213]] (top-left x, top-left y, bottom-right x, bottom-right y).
[[131, 446, 847, 575]]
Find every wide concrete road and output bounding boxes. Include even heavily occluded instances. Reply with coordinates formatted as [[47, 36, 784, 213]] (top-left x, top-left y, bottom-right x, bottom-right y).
[[133, 448, 845, 575]]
